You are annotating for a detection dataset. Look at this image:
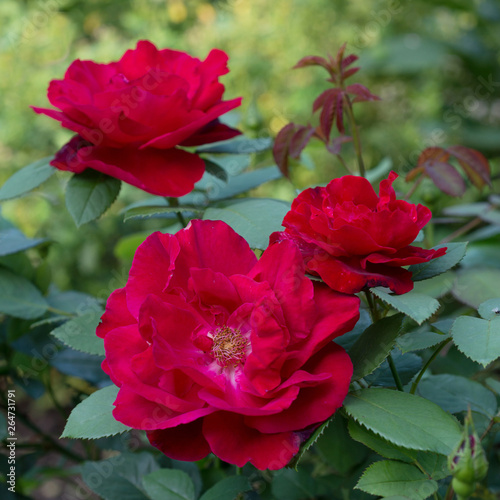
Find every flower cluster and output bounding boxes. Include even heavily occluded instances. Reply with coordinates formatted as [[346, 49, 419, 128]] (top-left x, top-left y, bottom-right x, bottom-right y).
[[54, 43, 447, 470], [33, 41, 241, 196]]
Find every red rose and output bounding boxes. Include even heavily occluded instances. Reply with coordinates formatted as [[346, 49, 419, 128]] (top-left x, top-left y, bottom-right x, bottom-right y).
[[97, 220, 359, 470], [271, 172, 446, 295], [32, 41, 241, 196]]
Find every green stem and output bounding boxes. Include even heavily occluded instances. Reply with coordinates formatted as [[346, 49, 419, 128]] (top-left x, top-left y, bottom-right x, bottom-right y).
[[167, 197, 188, 227], [364, 290, 379, 321], [387, 353, 404, 392], [365, 291, 404, 392], [410, 338, 452, 395], [343, 94, 365, 177]]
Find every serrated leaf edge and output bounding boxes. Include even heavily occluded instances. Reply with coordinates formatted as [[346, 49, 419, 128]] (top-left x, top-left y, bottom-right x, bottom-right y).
[[410, 242, 468, 282], [372, 289, 440, 325], [354, 460, 438, 499]]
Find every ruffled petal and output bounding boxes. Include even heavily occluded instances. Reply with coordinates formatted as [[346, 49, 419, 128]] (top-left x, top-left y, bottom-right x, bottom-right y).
[[245, 342, 352, 434], [170, 220, 257, 288], [308, 255, 414, 294]]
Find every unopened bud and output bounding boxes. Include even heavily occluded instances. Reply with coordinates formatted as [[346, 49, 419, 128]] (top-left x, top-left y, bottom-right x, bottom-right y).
[[448, 410, 489, 499]]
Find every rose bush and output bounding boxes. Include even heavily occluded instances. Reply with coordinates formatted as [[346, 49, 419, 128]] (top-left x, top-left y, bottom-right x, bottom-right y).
[[271, 172, 446, 295], [97, 219, 359, 469], [32, 41, 241, 196]]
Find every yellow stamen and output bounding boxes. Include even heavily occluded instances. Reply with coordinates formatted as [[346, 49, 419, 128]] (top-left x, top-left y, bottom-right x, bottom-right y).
[[211, 326, 249, 368]]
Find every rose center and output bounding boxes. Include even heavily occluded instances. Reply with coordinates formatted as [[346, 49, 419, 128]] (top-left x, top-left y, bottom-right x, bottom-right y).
[[210, 326, 249, 368]]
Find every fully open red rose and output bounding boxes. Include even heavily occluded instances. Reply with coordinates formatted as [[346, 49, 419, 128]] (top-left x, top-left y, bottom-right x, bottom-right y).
[[97, 220, 359, 470], [271, 172, 446, 295], [32, 41, 241, 196]]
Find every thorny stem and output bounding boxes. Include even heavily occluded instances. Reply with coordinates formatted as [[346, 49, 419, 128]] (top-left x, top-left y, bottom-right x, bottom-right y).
[[409, 338, 452, 395], [364, 291, 404, 391], [342, 94, 366, 177], [167, 197, 188, 227]]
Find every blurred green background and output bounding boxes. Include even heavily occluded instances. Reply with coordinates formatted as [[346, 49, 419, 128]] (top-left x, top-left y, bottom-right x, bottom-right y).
[[1, 0, 499, 294]]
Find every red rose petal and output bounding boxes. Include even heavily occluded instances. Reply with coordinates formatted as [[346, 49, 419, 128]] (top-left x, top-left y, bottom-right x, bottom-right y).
[[127, 232, 179, 318], [147, 419, 211, 462], [203, 412, 301, 470], [309, 255, 414, 294], [97, 288, 135, 339], [171, 220, 258, 287], [75, 143, 206, 196], [140, 98, 242, 149], [245, 342, 352, 433]]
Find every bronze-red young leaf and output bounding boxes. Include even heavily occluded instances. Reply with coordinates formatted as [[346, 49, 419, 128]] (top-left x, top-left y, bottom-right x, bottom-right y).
[[424, 159, 467, 197], [447, 145, 491, 188], [273, 123, 299, 178]]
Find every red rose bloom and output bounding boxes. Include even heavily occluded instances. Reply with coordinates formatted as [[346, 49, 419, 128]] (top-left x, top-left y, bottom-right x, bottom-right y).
[[271, 172, 446, 295], [97, 220, 359, 470], [32, 41, 241, 196]]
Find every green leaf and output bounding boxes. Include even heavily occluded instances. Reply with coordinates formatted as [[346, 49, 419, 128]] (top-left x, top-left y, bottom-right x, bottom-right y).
[[397, 326, 450, 353], [350, 313, 405, 381], [142, 469, 195, 500], [416, 374, 498, 418], [288, 415, 331, 469], [478, 298, 500, 320], [65, 170, 121, 227], [62, 385, 131, 439], [195, 137, 272, 154], [199, 475, 251, 500], [409, 243, 466, 281], [411, 272, 454, 299], [206, 166, 282, 201], [0, 157, 55, 201], [365, 349, 422, 387], [349, 419, 417, 462], [356, 461, 438, 500], [452, 268, 500, 308], [343, 388, 462, 455], [348, 421, 449, 480], [0, 229, 47, 257], [371, 288, 440, 325], [50, 310, 105, 356], [82, 452, 158, 500], [451, 315, 500, 367], [0, 267, 48, 319], [204, 198, 290, 249], [271, 469, 318, 500], [203, 159, 229, 182], [124, 205, 203, 222], [315, 416, 368, 475]]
